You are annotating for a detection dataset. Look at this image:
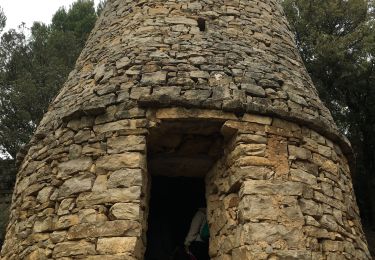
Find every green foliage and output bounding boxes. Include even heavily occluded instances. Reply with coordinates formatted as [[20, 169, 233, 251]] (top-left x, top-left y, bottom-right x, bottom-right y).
[[0, 7, 5, 33], [51, 0, 97, 46], [0, 202, 10, 244], [0, 0, 102, 158], [97, 0, 107, 16], [283, 0, 375, 226]]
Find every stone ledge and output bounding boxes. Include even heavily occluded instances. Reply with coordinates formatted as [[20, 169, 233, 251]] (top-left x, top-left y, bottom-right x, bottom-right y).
[[139, 101, 354, 174]]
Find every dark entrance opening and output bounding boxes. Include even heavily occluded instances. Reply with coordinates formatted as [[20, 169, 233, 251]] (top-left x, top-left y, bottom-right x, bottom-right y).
[[145, 120, 224, 260], [197, 18, 206, 32], [145, 176, 205, 260]]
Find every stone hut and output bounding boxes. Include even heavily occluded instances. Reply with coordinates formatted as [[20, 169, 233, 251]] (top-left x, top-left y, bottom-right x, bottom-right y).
[[1, 0, 371, 259]]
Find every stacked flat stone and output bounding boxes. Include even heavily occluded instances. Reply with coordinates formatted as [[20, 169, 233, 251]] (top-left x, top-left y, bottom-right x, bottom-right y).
[[1, 0, 370, 259]]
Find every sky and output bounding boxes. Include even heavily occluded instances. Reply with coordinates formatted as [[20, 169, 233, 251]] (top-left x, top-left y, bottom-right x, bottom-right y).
[[0, 0, 101, 31]]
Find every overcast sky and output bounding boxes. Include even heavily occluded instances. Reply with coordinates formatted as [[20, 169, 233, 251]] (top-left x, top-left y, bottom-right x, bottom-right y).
[[0, 0, 101, 31]]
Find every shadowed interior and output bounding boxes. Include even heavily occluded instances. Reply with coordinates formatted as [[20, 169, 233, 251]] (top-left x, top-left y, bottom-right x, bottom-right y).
[[145, 121, 224, 259], [147, 121, 224, 178], [145, 176, 205, 260]]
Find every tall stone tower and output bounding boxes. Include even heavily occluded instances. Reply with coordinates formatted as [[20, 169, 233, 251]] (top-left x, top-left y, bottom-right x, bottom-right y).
[[1, 0, 370, 259]]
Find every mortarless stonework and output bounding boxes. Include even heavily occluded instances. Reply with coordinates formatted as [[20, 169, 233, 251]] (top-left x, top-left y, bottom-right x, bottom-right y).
[[0, 0, 371, 259]]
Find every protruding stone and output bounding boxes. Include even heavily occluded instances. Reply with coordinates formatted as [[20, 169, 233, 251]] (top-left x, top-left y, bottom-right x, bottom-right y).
[[107, 169, 143, 188], [97, 237, 140, 255], [241, 84, 266, 97], [110, 203, 141, 220], [107, 136, 146, 154], [53, 240, 96, 258], [58, 174, 95, 198], [57, 157, 93, 179], [67, 220, 141, 239], [242, 114, 272, 125], [116, 57, 131, 70], [76, 187, 141, 207], [240, 180, 304, 197], [141, 71, 167, 85], [96, 153, 146, 173]]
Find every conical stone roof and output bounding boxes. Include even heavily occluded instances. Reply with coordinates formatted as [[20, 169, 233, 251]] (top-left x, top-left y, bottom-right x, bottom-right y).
[[35, 0, 349, 154]]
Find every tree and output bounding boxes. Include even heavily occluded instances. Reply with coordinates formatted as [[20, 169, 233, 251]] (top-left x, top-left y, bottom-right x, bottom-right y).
[[0, 28, 30, 158], [0, 7, 5, 33], [0, 0, 102, 159], [283, 0, 375, 227], [97, 0, 107, 16]]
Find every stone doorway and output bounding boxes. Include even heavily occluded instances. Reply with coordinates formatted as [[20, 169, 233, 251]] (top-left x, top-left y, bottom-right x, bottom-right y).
[[145, 120, 225, 260], [145, 176, 205, 260]]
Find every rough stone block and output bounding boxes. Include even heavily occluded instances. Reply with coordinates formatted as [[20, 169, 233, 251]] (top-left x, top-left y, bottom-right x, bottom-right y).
[[52, 240, 96, 258], [233, 156, 273, 167], [107, 135, 146, 154], [109, 203, 141, 220], [230, 144, 267, 159], [107, 169, 143, 188], [320, 214, 339, 232], [130, 87, 151, 99], [141, 71, 167, 85], [242, 114, 272, 125], [55, 215, 79, 230], [222, 121, 266, 136], [288, 145, 312, 160], [76, 187, 141, 207], [232, 246, 268, 260], [67, 220, 141, 239], [57, 198, 75, 216], [239, 195, 277, 221], [78, 208, 107, 224], [116, 57, 131, 70], [85, 256, 136, 260], [25, 248, 50, 260], [241, 84, 266, 97], [239, 223, 304, 249], [240, 180, 305, 197], [239, 195, 304, 223], [229, 166, 274, 186], [165, 16, 197, 25], [33, 217, 53, 233], [97, 237, 139, 255], [290, 168, 317, 185], [50, 231, 67, 243], [93, 119, 146, 134], [37, 187, 54, 204], [299, 198, 323, 217], [96, 153, 146, 172], [155, 107, 237, 121], [236, 134, 268, 144], [318, 144, 332, 158], [190, 70, 210, 79], [322, 240, 343, 252], [92, 175, 108, 192], [58, 174, 95, 198], [57, 157, 93, 179]]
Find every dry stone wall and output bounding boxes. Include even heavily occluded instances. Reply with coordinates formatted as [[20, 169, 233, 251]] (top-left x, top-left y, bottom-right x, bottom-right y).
[[1, 109, 370, 259], [206, 112, 370, 259], [0, 0, 371, 259]]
